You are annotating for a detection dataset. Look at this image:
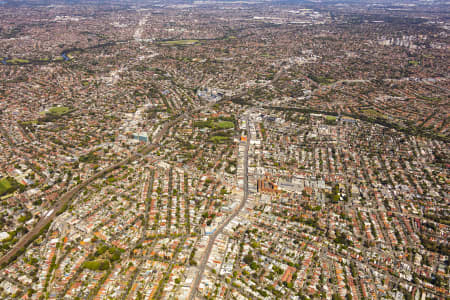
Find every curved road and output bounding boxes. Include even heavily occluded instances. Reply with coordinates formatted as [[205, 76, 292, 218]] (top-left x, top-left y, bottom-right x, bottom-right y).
[[0, 109, 190, 267], [0, 93, 245, 268]]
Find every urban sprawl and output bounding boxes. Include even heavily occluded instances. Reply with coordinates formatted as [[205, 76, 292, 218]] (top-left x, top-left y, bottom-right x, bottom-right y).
[[0, 0, 448, 299]]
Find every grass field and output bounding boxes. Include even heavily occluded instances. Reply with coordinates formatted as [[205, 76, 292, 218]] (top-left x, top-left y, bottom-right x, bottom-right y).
[[0, 178, 13, 195], [209, 136, 230, 143], [49, 106, 71, 115], [325, 115, 337, 125], [216, 121, 234, 129], [40, 106, 71, 116], [0, 177, 18, 196], [160, 39, 199, 46], [20, 120, 38, 126], [194, 119, 235, 130], [83, 259, 110, 270], [6, 58, 30, 64]]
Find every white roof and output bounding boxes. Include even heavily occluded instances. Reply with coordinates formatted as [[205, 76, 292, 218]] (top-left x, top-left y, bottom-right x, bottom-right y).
[[0, 232, 10, 241]]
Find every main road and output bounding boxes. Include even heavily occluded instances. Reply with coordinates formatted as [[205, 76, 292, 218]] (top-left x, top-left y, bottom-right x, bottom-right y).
[[0, 92, 248, 267], [0, 104, 207, 267], [188, 116, 251, 300]]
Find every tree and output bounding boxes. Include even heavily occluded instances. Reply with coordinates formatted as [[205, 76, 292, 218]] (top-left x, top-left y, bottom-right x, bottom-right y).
[[243, 253, 254, 265], [332, 293, 343, 300]]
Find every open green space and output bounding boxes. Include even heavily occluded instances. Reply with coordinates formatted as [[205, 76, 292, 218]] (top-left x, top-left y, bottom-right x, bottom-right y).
[[159, 39, 200, 46], [216, 121, 234, 129], [325, 115, 337, 125], [416, 95, 440, 102], [209, 136, 230, 143], [0, 177, 20, 197], [40, 106, 72, 117], [83, 259, 110, 271], [6, 58, 30, 64], [48, 106, 71, 115], [0, 178, 13, 195], [194, 118, 235, 130], [1, 53, 74, 65]]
